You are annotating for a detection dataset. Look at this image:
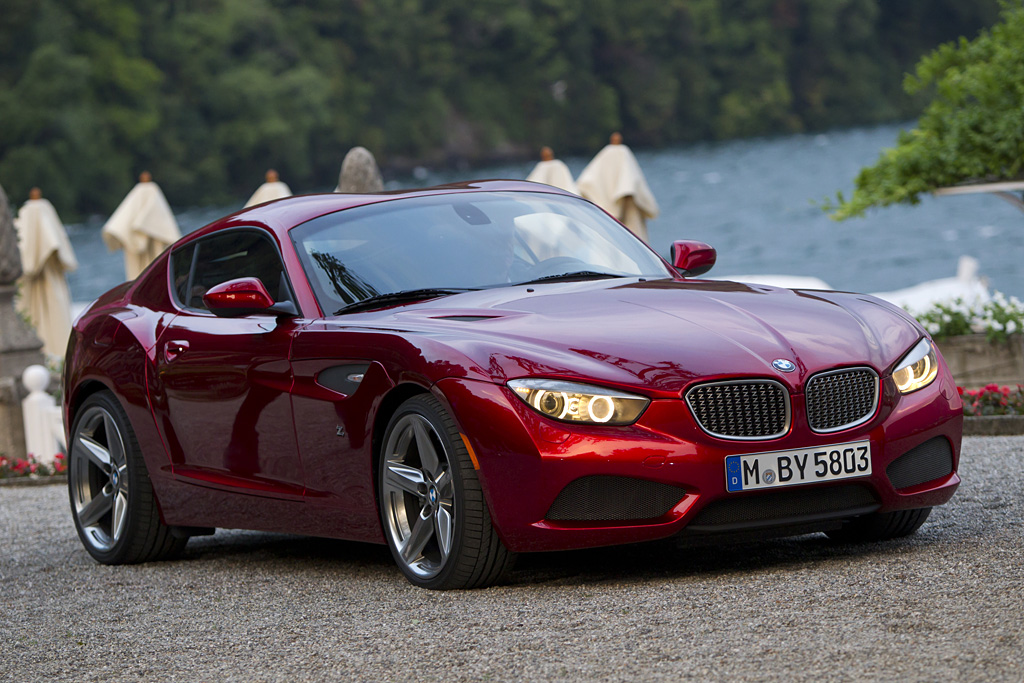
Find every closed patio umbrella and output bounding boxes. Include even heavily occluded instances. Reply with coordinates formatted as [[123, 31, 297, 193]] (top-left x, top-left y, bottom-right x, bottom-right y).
[[14, 188, 77, 357], [526, 146, 579, 195], [245, 169, 292, 208], [576, 132, 659, 243], [102, 172, 181, 280]]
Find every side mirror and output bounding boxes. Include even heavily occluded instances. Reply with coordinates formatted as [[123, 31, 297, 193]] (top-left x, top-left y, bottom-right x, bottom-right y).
[[670, 240, 717, 278], [202, 277, 297, 318]]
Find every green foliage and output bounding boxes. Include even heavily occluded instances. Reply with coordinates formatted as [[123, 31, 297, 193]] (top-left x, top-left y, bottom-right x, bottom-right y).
[[828, 0, 1024, 220], [0, 0, 1001, 218], [912, 292, 1024, 345]]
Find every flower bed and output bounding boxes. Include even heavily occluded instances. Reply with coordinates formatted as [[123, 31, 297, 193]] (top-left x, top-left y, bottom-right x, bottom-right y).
[[959, 384, 1024, 436], [959, 384, 1024, 416], [0, 453, 65, 479]]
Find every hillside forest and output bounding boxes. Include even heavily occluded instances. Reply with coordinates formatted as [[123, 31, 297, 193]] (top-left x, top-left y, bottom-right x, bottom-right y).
[[0, 0, 1001, 217]]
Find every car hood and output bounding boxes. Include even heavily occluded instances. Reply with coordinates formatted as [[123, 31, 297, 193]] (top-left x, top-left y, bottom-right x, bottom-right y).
[[354, 278, 926, 396]]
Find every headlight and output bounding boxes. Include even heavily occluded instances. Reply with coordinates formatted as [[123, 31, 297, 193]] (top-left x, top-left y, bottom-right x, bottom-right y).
[[507, 379, 649, 425], [892, 338, 939, 394]]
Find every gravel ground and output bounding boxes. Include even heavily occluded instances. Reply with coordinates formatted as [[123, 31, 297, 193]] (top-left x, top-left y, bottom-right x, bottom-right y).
[[2, 436, 1022, 682]]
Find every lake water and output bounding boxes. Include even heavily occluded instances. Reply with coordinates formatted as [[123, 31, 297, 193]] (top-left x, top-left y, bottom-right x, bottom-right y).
[[66, 122, 1023, 305]]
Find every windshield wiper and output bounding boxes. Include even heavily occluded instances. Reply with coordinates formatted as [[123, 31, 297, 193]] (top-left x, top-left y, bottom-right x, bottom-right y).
[[516, 270, 626, 286], [334, 288, 478, 315]]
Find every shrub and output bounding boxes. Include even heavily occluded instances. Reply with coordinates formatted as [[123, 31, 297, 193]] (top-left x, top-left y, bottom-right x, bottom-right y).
[[913, 292, 1024, 344]]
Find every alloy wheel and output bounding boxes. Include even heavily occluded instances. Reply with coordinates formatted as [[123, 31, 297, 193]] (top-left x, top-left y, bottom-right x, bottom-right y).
[[381, 413, 455, 579], [70, 405, 130, 553]]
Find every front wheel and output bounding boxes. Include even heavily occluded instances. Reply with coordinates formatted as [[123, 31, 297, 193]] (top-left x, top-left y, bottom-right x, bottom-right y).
[[826, 507, 932, 543], [68, 391, 187, 564], [379, 394, 514, 589]]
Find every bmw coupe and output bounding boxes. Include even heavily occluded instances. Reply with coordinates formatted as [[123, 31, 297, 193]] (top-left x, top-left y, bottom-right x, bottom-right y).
[[64, 181, 962, 589]]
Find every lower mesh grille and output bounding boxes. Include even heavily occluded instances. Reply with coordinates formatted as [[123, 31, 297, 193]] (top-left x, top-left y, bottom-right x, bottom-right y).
[[687, 484, 878, 530], [546, 476, 688, 521], [886, 437, 954, 489]]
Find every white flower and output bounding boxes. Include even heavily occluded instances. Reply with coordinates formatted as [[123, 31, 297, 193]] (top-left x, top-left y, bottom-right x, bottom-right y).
[[1008, 320, 1019, 334], [927, 322, 941, 334]]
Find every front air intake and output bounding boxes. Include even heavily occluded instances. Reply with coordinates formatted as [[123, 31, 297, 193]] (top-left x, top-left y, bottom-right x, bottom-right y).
[[687, 484, 879, 531], [886, 437, 954, 489], [545, 476, 687, 521]]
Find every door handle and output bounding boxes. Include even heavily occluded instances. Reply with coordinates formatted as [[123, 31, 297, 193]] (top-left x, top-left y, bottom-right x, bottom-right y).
[[164, 340, 189, 363]]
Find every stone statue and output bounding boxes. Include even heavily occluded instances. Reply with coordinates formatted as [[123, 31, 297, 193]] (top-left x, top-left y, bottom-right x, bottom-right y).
[[0, 181, 45, 460], [0, 182, 23, 285], [336, 147, 384, 193]]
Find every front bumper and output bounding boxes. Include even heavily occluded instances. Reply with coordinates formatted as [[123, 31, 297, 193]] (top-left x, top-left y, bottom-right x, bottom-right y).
[[435, 366, 962, 554]]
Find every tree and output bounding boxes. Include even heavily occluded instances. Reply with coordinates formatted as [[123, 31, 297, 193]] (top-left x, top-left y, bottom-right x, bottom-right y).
[[828, 1, 1024, 220]]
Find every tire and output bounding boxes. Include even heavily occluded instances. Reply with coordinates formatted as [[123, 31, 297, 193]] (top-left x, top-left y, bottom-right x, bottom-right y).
[[68, 391, 187, 564], [826, 507, 932, 543], [378, 394, 515, 589]]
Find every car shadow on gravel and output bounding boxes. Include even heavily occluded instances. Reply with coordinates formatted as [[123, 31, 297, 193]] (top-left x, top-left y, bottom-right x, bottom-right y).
[[182, 530, 395, 567], [175, 526, 935, 589], [504, 532, 936, 588]]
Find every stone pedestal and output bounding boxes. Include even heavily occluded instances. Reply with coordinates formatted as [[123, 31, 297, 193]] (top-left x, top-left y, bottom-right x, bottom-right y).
[[936, 334, 1024, 389], [0, 284, 45, 460]]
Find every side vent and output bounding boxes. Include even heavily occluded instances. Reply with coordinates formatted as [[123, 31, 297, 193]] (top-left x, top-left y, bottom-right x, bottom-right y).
[[316, 363, 371, 396]]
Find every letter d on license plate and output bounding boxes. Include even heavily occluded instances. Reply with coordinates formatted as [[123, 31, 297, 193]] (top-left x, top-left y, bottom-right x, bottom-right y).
[[725, 441, 871, 492]]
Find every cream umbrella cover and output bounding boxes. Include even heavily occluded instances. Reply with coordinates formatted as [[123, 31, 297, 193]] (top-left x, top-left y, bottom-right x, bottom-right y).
[[245, 169, 292, 208], [102, 172, 181, 280], [576, 133, 659, 243], [14, 189, 78, 357], [526, 146, 579, 195]]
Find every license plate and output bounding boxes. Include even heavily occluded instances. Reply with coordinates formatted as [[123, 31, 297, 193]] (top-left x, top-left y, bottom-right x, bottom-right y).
[[725, 441, 871, 492]]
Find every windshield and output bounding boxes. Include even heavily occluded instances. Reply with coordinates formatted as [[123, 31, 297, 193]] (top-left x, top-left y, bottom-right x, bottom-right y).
[[290, 191, 674, 313]]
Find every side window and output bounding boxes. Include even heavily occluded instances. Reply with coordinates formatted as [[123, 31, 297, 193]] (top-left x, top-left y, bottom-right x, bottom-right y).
[[170, 243, 197, 308], [175, 230, 294, 312]]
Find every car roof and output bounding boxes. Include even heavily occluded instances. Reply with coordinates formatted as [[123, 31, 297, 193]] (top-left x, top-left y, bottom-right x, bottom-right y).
[[184, 180, 577, 243]]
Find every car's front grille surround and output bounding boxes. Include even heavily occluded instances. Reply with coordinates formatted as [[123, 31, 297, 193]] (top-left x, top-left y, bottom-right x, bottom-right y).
[[685, 380, 791, 440], [805, 367, 879, 433]]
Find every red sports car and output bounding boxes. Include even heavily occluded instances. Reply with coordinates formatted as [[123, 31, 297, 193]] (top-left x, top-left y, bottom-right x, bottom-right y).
[[64, 181, 962, 589]]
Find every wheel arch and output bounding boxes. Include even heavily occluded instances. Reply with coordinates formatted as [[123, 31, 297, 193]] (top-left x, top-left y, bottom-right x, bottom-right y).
[[66, 379, 115, 436], [370, 382, 432, 485]]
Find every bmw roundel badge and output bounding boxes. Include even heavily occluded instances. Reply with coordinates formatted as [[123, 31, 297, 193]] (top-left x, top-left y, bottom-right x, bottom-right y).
[[772, 359, 796, 373]]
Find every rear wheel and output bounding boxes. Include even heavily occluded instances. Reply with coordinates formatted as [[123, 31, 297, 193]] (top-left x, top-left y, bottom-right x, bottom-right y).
[[379, 394, 514, 589], [826, 507, 932, 543], [68, 391, 187, 564]]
